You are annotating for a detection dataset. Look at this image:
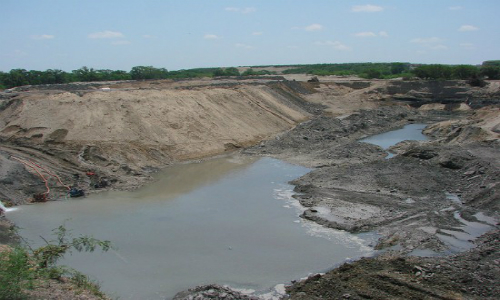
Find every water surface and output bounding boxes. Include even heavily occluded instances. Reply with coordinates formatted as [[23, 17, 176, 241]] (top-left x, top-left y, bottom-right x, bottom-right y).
[[360, 124, 428, 158], [9, 156, 376, 299]]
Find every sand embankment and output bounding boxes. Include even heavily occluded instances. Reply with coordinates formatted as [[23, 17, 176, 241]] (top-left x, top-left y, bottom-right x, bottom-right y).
[[0, 79, 316, 204]]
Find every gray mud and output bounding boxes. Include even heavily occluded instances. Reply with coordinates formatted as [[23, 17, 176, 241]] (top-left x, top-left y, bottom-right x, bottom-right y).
[[241, 106, 500, 300]]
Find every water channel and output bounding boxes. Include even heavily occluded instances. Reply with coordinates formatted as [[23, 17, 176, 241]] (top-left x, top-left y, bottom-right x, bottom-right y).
[[8, 156, 377, 300], [360, 123, 429, 158]]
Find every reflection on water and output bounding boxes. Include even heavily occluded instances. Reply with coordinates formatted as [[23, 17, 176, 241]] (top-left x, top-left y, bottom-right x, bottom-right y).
[[9, 156, 377, 300], [360, 124, 429, 157]]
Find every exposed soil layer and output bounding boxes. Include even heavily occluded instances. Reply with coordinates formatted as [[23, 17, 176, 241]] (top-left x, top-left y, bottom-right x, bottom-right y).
[[1, 76, 499, 299]]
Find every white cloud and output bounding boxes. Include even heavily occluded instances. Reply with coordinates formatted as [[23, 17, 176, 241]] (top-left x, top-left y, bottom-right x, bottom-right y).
[[352, 5, 383, 12], [111, 40, 131, 45], [252, 31, 263, 36], [88, 31, 124, 39], [315, 41, 351, 51], [305, 23, 323, 31], [430, 45, 448, 50], [410, 37, 443, 44], [411, 37, 447, 50], [225, 7, 256, 14], [459, 25, 479, 32], [354, 31, 377, 37], [460, 43, 476, 50], [449, 6, 463, 10], [235, 43, 254, 49], [379, 31, 389, 37], [204, 34, 220, 40], [31, 34, 55, 40], [354, 31, 388, 38]]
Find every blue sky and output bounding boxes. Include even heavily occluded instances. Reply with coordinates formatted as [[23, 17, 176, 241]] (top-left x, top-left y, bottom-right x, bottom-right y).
[[1, 0, 499, 72]]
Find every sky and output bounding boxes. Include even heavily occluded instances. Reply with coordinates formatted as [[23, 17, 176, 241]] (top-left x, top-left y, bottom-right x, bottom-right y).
[[1, 0, 499, 72]]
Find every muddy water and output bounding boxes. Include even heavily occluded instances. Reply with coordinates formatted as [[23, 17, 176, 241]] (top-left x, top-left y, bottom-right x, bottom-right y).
[[9, 156, 377, 300], [360, 124, 428, 157]]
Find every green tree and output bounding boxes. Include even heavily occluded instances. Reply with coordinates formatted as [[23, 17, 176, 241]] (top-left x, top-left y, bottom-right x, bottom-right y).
[[390, 62, 409, 75], [452, 65, 479, 79], [224, 67, 240, 76], [480, 65, 500, 80], [213, 68, 226, 76], [213, 67, 240, 77], [72, 66, 100, 82], [42, 69, 69, 84], [363, 69, 383, 79], [130, 66, 168, 80], [4, 69, 30, 87], [413, 64, 453, 80]]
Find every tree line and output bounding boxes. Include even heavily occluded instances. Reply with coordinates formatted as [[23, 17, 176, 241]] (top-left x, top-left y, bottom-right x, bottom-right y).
[[0, 66, 272, 89], [282, 61, 500, 81], [1, 61, 499, 89]]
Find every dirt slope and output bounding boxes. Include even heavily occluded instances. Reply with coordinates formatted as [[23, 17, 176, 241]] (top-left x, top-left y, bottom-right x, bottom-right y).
[[1, 83, 310, 162], [0, 79, 316, 204]]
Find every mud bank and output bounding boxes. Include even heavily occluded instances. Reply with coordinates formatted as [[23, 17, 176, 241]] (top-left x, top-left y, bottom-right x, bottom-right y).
[[1, 77, 499, 299], [241, 100, 500, 298]]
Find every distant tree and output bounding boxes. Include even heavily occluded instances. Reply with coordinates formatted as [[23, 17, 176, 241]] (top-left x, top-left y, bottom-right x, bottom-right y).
[[4, 69, 30, 87], [224, 67, 240, 76], [452, 65, 479, 80], [130, 66, 168, 80], [241, 68, 273, 76], [480, 65, 500, 80], [43, 69, 69, 84], [363, 69, 383, 79], [482, 60, 500, 67], [213, 68, 226, 77], [390, 62, 409, 75], [242, 68, 256, 76], [96, 69, 131, 81], [72, 66, 99, 82], [213, 67, 240, 77], [0, 71, 6, 89], [413, 64, 453, 80]]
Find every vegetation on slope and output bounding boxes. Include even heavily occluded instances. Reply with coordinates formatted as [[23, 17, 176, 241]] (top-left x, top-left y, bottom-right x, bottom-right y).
[[0, 225, 111, 300]]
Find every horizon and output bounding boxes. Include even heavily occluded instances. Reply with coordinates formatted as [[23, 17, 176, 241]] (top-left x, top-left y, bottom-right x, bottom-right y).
[[2, 0, 499, 72], [0, 61, 493, 74]]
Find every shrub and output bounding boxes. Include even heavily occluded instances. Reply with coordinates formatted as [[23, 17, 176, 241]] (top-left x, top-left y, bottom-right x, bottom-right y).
[[0, 247, 34, 299], [0, 225, 111, 299]]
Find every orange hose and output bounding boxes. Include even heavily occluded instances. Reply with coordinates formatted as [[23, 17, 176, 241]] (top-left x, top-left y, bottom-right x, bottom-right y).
[[11, 156, 50, 196], [28, 159, 71, 191]]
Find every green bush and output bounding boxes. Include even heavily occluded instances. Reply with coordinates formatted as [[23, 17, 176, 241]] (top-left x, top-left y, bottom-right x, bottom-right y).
[[0, 225, 111, 299], [0, 247, 34, 299]]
